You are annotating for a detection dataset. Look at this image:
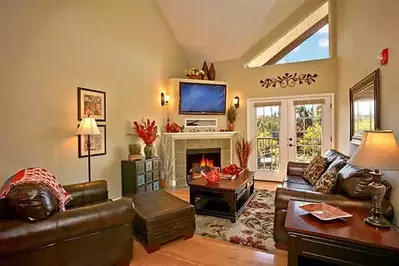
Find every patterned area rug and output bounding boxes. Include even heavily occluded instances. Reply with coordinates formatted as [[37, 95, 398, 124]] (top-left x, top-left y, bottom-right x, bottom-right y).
[[195, 189, 276, 253]]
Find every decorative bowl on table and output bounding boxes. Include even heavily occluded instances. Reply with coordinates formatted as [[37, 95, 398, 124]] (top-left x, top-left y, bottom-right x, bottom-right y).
[[299, 203, 353, 221], [201, 169, 221, 184], [220, 164, 244, 180]]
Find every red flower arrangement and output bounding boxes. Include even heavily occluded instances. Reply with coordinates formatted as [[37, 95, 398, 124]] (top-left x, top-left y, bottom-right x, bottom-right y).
[[235, 136, 253, 169], [133, 119, 159, 145]]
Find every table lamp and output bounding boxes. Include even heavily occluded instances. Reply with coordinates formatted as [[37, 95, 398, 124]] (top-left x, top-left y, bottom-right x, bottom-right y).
[[348, 130, 399, 228], [76, 116, 101, 182]]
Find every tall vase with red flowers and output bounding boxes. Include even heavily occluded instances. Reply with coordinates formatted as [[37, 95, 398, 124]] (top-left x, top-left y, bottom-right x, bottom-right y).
[[235, 136, 253, 170], [133, 119, 159, 159]]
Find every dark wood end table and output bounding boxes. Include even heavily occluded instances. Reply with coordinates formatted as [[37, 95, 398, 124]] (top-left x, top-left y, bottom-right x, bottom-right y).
[[285, 200, 399, 266], [187, 170, 255, 222]]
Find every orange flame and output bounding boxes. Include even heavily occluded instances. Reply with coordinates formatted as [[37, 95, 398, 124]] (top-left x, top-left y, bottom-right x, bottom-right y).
[[200, 154, 214, 167]]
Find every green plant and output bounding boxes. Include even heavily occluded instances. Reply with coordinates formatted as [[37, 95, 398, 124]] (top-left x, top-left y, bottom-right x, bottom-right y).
[[128, 143, 141, 155], [227, 105, 238, 123]]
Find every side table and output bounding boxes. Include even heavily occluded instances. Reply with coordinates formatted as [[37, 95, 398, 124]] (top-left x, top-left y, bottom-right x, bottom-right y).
[[285, 200, 399, 266]]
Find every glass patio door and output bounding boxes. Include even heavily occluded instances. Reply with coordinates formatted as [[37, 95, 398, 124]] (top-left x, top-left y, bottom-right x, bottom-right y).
[[247, 95, 333, 182]]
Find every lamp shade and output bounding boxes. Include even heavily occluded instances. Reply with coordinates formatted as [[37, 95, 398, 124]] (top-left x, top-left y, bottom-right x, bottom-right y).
[[76, 117, 101, 135], [348, 130, 399, 171]]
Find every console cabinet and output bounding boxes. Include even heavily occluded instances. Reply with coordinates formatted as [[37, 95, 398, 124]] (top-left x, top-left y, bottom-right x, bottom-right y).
[[121, 158, 161, 196]]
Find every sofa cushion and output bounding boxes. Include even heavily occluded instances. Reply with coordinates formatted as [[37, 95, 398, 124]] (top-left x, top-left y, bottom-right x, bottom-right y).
[[326, 155, 348, 172], [284, 175, 309, 185], [283, 181, 313, 191], [336, 164, 372, 199], [323, 149, 345, 165], [6, 184, 58, 222], [313, 169, 338, 193], [303, 155, 328, 185]]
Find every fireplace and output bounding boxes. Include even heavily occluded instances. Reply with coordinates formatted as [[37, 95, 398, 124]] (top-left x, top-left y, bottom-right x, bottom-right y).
[[186, 148, 221, 181]]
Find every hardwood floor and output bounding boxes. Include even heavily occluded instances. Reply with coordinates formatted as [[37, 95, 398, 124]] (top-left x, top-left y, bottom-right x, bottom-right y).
[[130, 181, 287, 266]]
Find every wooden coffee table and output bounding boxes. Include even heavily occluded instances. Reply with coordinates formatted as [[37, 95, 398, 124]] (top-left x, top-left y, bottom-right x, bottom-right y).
[[285, 200, 399, 266], [187, 170, 255, 222]]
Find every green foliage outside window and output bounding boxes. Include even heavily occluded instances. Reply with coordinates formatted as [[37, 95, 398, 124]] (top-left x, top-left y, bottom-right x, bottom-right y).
[[256, 104, 324, 169]]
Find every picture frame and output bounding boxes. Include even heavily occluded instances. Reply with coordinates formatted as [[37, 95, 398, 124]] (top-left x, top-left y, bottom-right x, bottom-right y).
[[78, 87, 106, 121], [78, 125, 107, 158], [349, 69, 380, 142]]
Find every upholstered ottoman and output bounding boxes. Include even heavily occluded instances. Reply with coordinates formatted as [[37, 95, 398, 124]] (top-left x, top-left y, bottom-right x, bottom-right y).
[[131, 190, 195, 253]]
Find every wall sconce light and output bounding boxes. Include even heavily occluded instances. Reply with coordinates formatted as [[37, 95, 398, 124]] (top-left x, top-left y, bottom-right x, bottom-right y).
[[161, 92, 170, 106], [164, 94, 170, 105], [233, 96, 240, 108]]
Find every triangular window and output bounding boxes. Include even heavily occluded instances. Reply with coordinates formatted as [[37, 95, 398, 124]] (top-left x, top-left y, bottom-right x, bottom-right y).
[[246, 1, 330, 68]]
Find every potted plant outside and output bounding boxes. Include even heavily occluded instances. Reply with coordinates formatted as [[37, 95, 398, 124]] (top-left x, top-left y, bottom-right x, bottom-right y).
[[133, 119, 159, 159]]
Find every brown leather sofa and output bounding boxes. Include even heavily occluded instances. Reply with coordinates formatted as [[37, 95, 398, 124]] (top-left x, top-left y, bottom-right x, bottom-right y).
[[0, 180, 135, 266], [274, 150, 395, 249]]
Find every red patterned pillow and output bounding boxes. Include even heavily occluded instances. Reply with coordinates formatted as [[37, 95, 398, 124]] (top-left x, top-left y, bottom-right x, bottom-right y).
[[0, 168, 72, 211], [0, 170, 26, 197]]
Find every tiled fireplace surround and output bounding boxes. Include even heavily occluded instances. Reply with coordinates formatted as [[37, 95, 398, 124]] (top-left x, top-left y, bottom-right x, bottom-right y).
[[166, 133, 235, 187]]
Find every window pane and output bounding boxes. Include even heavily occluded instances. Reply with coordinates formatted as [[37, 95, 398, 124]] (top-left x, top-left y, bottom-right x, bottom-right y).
[[295, 103, 324, 162], [277, 23, 329, 65], [256, 105, 280, 171]]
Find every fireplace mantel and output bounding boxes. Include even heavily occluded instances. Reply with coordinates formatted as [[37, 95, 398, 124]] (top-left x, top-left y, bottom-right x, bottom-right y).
[[164, 131, 237, 140]]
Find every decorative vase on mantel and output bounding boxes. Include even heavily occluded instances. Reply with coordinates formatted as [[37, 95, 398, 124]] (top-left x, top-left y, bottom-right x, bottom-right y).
[[228, 123, 235, 131], [144, 144, 155, 159], [202, 61, 209, 80], [209, 63, 216, 80]]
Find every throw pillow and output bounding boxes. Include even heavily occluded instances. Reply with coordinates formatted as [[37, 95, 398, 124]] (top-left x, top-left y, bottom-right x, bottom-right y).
[[313, 169, 338, 193], [303, 155, 328, 185], [326, 155, 348, 172], [0, 170, 26, 198], [7, 184, 58, 222], [0, 168, 72, 211]]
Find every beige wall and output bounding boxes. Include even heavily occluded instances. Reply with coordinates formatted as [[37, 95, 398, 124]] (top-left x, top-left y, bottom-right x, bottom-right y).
[[214, 58, 337, 136], [0, 0, 187, 198], [335, 0, 399, 224]]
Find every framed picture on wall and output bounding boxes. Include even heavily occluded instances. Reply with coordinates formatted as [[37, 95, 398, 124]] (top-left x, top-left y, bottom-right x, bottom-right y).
[[349, 69, 380, 142], [78, 87, 106, 121], [78, 125, 107, 158]]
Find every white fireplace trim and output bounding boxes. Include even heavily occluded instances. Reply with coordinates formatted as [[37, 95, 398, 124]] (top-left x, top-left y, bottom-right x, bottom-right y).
[[164, 131, 237, 140], [165, 132, 237, 186]]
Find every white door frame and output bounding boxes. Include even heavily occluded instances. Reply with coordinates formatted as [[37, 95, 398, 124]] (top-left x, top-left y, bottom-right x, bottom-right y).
[[247, 93, 335, 181]]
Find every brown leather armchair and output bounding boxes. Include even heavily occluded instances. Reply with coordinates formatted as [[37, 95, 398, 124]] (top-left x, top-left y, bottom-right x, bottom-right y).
[[0, 180, 135, 266], [274, 150, 395, 249]]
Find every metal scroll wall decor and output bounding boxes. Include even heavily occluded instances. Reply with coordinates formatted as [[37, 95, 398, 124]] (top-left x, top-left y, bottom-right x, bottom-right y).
[[260, 73, 318, 89]]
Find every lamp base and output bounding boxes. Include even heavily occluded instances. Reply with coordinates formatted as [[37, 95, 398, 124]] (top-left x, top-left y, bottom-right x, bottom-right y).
[[364, 170, 391, 228], [364, 215, 391, 228]]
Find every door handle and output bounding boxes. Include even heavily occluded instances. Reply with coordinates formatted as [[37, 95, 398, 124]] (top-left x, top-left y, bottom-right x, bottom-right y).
[[289, 144, 295, 147]]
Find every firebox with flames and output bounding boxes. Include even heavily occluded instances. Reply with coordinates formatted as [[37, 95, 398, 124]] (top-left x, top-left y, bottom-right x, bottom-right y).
[[199, 154, 214, 168], [190, 154, 217, 179]]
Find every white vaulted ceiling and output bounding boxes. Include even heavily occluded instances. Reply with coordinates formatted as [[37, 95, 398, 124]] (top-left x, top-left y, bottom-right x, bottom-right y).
[[156, 0, 307, 65]]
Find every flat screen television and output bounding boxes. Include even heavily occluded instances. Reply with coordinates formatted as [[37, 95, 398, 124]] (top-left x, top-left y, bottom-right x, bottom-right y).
[[179, 82, 227, 115]]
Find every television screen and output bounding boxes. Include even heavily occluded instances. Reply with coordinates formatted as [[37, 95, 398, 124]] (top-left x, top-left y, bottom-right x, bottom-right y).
[[179, 82, 226, 114]]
